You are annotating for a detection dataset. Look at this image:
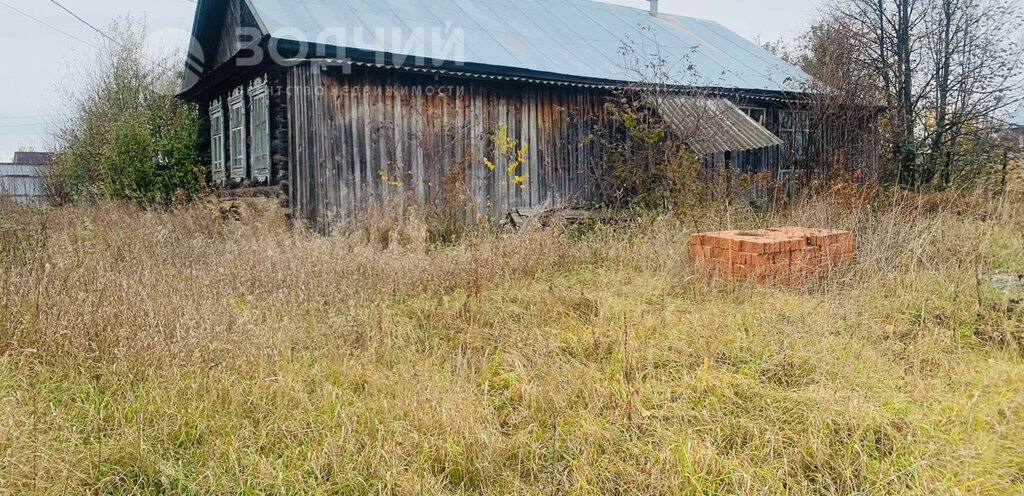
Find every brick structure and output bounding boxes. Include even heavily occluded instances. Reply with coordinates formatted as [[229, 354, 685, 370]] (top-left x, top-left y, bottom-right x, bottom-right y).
[[690, 227, 854, 284]]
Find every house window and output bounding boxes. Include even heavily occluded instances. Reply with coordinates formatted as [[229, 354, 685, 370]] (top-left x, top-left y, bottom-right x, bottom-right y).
[[738, 148, 767, 174], [780, 110, 794, 130], [249, 78, 271, 183], [736, 107, 770, 173], [741, 107, 766, 126], [779, 109, 809, 167], [228, 87, 247, 182], [210, 99, 226, 184]]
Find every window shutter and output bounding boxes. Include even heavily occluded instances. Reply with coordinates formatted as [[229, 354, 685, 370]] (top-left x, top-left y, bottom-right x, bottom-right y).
[[209, 99, 226, 184], [228, 87, 247, 182], [249, 77, 271, 183]]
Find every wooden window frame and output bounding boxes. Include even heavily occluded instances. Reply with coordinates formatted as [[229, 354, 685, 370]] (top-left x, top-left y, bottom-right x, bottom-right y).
[[210, 99, 226, 184], [228, 87, 247, 182], [779, 109, 809, 167], [248, 77, 271, 183], [740, 106, 767, 126], [736, 107, 770, 173]]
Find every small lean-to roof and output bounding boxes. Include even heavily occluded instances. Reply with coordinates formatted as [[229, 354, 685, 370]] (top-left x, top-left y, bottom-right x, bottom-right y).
[[239, 0, 812, 93], [651, 96, 783, 154]]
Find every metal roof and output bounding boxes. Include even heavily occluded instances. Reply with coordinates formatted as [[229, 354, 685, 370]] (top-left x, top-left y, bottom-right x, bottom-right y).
[[11, 151, 52, 166], [244, 0, 812, 93], [650, 96, 783, 154]]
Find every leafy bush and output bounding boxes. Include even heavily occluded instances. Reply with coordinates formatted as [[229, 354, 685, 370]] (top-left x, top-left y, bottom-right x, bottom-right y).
[[48, 19, 206, 206]]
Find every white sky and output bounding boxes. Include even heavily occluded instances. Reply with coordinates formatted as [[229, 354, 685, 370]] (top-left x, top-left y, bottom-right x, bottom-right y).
[[0, 0, 817, 161]]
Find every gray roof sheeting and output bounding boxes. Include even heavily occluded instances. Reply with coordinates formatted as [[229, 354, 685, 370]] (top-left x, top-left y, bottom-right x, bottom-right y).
[[11, 151, 53, 166], [651, 96, 783, 154], [247, 0, 812, 92]]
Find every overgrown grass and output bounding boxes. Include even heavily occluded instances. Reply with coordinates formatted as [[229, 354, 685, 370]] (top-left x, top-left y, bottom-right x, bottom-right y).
[[0, 192, 1022, 494]]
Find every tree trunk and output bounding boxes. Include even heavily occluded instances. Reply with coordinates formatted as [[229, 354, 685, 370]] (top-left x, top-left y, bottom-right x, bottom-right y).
[[927, 0, 954, 187], [897, 0, 918, 188]]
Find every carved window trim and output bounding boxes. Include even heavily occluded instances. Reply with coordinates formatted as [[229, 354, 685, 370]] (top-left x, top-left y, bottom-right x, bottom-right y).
[[209, 98, 226, 184], [249, 77, 271, 183]]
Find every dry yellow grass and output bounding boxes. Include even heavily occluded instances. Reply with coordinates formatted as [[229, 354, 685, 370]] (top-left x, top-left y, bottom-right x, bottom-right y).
[[0, 193, 1022, 494]]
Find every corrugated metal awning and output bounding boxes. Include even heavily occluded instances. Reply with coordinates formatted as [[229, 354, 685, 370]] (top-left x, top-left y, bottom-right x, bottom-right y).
[[649, 96, 783, 155]]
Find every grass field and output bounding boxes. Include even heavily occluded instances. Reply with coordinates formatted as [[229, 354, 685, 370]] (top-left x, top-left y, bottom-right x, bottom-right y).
[[0, 193, 1022, 494]]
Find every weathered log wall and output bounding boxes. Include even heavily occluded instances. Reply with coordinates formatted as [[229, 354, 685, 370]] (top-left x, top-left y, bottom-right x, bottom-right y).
[[268, 72, 290, 202], [286, 63, 609, 232]]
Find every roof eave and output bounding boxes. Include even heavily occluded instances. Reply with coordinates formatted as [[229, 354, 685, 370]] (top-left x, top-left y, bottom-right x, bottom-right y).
[[179, 36, 816, 101]]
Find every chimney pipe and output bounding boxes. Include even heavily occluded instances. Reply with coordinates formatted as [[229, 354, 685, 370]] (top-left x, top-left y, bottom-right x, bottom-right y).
[[649, 0, 659, 16]]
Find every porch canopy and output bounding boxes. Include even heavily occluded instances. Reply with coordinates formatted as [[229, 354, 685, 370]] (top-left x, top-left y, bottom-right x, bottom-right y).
[[649, 95, 782, 155]]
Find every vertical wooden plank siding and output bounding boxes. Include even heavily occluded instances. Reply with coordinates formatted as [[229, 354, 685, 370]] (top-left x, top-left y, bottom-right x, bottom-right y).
[[286, 62, 333, 232], [287, 65, 607, 231]]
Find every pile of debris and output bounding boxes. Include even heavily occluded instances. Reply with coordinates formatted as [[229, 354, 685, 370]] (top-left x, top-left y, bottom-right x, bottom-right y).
[[505, 207, 628, 232], [691, 227, 854, 284]]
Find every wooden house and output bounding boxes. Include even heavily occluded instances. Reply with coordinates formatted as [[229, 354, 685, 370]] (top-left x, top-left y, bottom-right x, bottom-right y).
[[1006, 102, 1024, 148], [0, 152, 53, 205], [180, 0, 821, 232]]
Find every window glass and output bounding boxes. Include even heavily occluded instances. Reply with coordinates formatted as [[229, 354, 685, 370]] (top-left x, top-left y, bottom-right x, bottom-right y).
[[209, 99, 226, 184], [748, 108, 765, 125], [228, 89, 246, 181], [779, 110, 793, 130], [739, 107, 766, 126], [778, 109, 808, 169], [249, 79, 271, 183]]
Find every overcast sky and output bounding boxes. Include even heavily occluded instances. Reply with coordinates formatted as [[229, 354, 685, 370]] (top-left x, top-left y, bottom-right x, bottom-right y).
[[0, 0, 818, 161]]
